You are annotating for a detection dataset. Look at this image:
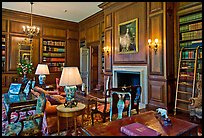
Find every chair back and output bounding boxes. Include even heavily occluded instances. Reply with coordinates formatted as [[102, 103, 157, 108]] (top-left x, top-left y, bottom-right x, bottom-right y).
[[130, 85, 142, 107], [103, 76, 111, 113], [35, 92, 46, 127]]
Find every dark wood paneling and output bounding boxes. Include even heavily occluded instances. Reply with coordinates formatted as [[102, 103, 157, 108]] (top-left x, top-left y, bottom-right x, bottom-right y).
[[104, 29, 112, 72], [105, 13, 112, 28], [2, 19, 7, 32], [86, 24, 100, 43], [67, 30, 78, 40], [113, 2, 147, 64], [90, 46, 98, 90], [42, 26, 66, 38], [149, 13, 164, 76], [79, 30, 85, 40], [148, 79, 166, 108], [10, 21, 40, 35], [66, 39, 80, 67], [149, 2, 163, 14]]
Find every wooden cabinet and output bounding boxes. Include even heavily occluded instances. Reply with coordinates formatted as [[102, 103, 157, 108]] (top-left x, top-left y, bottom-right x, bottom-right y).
[[42, 39, 66, 73]]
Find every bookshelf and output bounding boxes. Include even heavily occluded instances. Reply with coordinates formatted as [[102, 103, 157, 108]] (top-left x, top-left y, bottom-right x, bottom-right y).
[[42, 39, 66, 73], [174, 10, 202, 115], [179, 10, 202, 82], [2, 35, 6, 72], [101, 32, 105, 73]]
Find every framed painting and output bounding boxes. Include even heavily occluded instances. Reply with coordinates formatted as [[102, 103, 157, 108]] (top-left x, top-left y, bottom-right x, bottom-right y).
[[118, 18, 139, 54]]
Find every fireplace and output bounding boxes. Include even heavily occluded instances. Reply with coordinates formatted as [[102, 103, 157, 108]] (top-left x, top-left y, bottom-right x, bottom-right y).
[[112, 65, 148, 109]]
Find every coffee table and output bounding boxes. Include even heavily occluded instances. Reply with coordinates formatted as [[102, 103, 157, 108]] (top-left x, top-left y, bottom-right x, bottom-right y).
[[81, 111, 198, 136], [3, 92, 37, 124]]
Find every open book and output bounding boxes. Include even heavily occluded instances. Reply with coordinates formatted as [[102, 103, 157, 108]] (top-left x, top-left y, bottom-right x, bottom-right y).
[[120, 122, 161, 136]]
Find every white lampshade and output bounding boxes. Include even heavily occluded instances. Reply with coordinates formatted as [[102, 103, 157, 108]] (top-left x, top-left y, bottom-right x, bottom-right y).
[[35, 64, 50, 75], [59, 67, 82, 86]]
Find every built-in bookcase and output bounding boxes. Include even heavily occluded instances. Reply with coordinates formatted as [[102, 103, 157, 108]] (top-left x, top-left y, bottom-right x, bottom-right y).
[[2, 34, 6, 72], [179, 10, 202, 81], [42, 39, 66, 73], [174, 10, 202, 115]]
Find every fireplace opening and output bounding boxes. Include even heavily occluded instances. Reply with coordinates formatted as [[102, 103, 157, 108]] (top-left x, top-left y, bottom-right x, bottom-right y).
[[117, 72, 140, 87]]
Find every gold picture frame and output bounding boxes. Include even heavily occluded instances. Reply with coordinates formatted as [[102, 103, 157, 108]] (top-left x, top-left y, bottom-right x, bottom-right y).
[[118, 18, 139, 54]]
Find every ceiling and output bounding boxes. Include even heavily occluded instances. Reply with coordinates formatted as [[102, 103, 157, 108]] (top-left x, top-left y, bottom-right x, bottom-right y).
[[2, 2, 103, 23]]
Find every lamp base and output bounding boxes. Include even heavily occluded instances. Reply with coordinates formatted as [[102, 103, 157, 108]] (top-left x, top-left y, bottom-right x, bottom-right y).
[[38, 74, 46, 85], [64, 100, 78, 108]]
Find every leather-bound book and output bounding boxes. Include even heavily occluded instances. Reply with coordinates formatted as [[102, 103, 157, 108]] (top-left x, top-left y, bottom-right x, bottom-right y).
[[120, 122, 161, 136]]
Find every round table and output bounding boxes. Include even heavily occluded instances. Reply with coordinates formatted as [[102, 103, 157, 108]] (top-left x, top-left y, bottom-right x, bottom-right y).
[[56, 102, 86, 136]]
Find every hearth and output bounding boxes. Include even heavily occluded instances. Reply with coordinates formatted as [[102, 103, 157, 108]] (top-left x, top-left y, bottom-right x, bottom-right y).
[[112, 65, 148, 109]]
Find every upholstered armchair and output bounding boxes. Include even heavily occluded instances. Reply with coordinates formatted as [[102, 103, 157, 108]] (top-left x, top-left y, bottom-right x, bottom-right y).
[[189, 80, 202, 120], [4, 92, 46, 136]]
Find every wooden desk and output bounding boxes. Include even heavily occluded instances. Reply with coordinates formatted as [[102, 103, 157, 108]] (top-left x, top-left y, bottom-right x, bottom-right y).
[[81, 111, 198, 136], [3, 92, 37, 124], [56, 103, 86, 136]]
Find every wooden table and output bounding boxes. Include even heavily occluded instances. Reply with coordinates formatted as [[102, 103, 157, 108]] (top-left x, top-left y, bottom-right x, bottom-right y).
[[56, 103, 86, 136], [3, 92, 37, 124], [81, 111, 198, 136]]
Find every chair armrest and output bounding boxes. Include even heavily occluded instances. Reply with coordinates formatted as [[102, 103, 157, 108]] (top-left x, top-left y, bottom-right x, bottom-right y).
[[189, 97, 201, 108], [20, 113, 44, 122]]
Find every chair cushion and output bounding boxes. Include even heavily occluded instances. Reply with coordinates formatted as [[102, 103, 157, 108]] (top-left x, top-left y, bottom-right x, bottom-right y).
[[5, 120, 41, 136]]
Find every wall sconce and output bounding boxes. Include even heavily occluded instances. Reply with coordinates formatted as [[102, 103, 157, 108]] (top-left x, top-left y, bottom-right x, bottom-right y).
[[104, 46, 110, 55], [148, 38, 158, 54]]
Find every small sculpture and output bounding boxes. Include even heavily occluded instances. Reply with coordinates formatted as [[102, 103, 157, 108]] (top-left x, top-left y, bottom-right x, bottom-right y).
[[156, 108, 171, 126], [156, 108, 168, 119]]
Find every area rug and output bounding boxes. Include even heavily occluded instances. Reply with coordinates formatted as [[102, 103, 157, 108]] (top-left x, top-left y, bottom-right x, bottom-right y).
[[2, 95, 202, 136]]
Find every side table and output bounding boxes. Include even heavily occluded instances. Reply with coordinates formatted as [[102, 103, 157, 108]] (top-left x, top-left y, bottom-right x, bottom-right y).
[[56, 102, 86, 136]]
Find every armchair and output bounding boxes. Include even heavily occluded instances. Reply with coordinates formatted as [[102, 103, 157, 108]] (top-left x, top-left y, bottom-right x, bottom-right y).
[[189, 80, 202, 120], [4, 92, 46, 136]]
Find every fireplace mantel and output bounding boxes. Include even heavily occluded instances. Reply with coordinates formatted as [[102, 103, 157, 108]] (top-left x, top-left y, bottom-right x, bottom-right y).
[[112, 65, 148, 109]]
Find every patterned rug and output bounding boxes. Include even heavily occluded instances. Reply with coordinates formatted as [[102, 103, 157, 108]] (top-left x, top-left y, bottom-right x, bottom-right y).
[[2, 95, 202, 136]]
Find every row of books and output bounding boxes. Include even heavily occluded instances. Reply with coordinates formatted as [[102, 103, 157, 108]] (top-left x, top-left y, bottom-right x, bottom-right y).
[[181, 62, 194, 69], [42, 57, 65, 62], [197, 73, 202, 81], [2, 56, 5, 61], [179, 22, 202, 32], [43, 40, 65, 46], [181, 30, 202, 41], [2, 36, 6, 42], [179, 12, 202, 24], [2, 50, 5, 56], [47, 62, 64, 67], [182, 51, 196, 59], [178, 85, 193, 92], [43, 46, 65, 52], [180, 40, 202, 48], [43, 53, 65, 57]]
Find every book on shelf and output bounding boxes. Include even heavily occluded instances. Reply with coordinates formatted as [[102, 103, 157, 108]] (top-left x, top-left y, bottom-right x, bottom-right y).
[[120, 122, 161, 136], [179, 12, 202, 24]]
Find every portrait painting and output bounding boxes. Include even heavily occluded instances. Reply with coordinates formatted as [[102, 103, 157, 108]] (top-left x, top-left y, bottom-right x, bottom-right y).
[[118, 18, 139, 54]]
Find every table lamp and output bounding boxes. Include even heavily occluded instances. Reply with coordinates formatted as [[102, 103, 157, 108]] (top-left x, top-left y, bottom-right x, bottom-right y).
[[59, 67, 82, 108], [35, 64, 50, 86]]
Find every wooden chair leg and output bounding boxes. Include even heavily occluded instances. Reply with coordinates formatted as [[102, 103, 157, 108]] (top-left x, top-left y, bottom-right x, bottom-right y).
[[91, 112, 94, 126]]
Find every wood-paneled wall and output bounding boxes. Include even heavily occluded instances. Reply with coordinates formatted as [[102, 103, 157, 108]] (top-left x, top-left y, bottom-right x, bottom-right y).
[[2, 8, 79, 92]]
